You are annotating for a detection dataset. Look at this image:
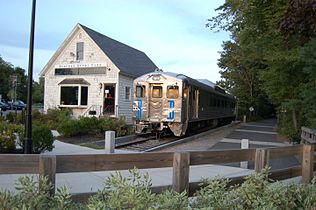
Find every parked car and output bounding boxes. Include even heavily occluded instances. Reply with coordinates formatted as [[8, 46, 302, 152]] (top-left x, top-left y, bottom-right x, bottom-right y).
[[8, 100, 26, 110], [0, 101, 10, 111]]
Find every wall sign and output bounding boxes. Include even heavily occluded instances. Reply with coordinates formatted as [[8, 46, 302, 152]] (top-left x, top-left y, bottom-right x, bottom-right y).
[[56, 62, 107, 68]]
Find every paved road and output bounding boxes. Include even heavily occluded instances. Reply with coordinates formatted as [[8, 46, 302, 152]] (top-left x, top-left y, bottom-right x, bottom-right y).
[[210, 119, 300, 170]]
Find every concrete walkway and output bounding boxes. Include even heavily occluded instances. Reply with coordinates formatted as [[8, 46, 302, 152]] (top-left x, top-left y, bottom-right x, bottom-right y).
[[211, 119, 300, 170]]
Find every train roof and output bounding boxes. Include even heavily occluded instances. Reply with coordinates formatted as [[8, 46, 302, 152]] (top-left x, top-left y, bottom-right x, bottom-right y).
[[136, 71, 235, 100], [163, 72, 235, 99]]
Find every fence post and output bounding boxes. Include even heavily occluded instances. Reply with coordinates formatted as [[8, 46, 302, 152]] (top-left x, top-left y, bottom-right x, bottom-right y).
[[172, 152, 190, 193], [240, 139, 249, 169], [39, 155, 56, 196], [302, 143, 314, 184], [255, 148, 269, 172], [105, 131, 115, 153]]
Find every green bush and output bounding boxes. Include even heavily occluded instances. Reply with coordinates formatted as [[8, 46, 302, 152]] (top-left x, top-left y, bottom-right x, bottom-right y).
[[1, 169, 316, 209], [192, 168, 316, 210], [0, 121, 24, 153], [32, 124, 54, 153], [0, 176, 80, 210], [98, 117, 127, 137], [44, 108, 72, 129], [57, 116, 129, 138], [57, 119, 81, 137], [17, 124, 54, 153], [78, 117, 99, 135]]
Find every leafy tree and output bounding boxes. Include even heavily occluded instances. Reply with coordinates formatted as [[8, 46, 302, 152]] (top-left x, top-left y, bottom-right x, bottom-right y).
[[33, 77, 44, 104], [0, 56, 13, 101], [208, 0, 316, 138], [0, 56, 43, 104]]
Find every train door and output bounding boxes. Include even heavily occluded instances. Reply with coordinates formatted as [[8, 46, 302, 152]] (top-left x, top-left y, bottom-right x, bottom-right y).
[[148, 84, 163, 120], [181, 86, 190, 134], [192, 88, 199, 118]]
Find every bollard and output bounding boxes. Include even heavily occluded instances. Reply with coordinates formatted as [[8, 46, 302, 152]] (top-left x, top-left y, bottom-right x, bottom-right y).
[[243, 115, 246, 123], [240, 139, 249, 169], [105, 131, 115, 153]]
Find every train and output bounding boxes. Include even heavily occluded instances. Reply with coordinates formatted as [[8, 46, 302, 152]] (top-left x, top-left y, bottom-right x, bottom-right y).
[[132, 71, 236, 137]]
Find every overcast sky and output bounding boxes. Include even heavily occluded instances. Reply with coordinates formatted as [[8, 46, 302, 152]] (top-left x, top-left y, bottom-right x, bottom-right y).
[[0, 0, 229, 82]]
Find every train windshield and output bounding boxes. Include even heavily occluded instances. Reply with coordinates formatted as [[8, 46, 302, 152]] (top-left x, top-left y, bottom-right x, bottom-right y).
[[152, 86, 162, 98], [167, 85, 179, 98], [136, 85, 145, 98]]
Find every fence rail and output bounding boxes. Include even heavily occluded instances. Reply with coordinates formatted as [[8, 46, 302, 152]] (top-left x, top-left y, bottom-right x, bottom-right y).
[[1, 127, 316, 201]]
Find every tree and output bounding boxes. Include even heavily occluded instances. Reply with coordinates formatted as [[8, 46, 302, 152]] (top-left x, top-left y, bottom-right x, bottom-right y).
[[208, 0, 316, 139], [0, 56, 13, 101], [33, 77, 44, 104]]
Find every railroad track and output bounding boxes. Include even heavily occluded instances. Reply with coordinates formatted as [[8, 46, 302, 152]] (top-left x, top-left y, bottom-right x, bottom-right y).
[[116, 134, 180, 152]]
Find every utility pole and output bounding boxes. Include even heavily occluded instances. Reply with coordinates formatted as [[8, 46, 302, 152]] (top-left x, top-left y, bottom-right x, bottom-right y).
[[24, 0, 36, 154]]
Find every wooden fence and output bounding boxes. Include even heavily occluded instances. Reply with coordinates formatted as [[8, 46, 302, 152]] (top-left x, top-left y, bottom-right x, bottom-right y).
[[0, 127, 315, 200]]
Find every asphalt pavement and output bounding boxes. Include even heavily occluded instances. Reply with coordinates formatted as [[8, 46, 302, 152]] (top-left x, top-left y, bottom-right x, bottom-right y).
[[210, 118, 300, 170]]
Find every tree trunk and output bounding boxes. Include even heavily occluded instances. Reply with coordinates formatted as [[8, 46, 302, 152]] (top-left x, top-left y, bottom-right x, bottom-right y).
[[292, 110, 298, 130]]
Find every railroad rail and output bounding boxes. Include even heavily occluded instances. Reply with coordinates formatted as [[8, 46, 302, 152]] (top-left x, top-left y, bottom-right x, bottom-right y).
[[114, 122, 239, 152]]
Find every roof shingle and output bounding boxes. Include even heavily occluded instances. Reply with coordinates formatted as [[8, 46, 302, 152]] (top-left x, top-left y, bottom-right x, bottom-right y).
[[80, 24, 157, 78]]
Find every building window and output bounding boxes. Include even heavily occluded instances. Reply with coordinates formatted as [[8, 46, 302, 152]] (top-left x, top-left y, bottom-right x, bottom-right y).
[[60, 86, 88, 106], [81, 86, 88, 105], [136, 85, 145, 98], [125, 87, 131, 100], [76, 42, 84, 60]]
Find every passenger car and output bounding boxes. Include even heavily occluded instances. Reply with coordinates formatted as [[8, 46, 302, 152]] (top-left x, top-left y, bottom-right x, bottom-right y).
[[133, 71, 236, 136]]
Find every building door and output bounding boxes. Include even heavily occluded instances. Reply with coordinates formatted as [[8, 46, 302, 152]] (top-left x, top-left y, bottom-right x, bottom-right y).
[[104, 84, 115, 115]]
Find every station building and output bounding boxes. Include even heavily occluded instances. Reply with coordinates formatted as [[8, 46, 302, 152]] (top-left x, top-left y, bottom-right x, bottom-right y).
[[40, 24, 157, 124]]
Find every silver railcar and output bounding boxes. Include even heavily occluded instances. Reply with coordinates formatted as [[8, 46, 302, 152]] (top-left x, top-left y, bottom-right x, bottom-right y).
[[133, 72, 236, 136]]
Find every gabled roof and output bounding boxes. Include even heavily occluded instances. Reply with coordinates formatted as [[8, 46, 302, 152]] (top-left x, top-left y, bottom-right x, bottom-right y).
[[58, 78, 90, 85], [79, 24, 157, 78], [40, 23, 158, 78]]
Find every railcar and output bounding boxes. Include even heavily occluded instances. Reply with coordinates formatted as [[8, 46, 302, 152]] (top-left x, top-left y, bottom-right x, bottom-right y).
[[133, 71, 236, 137]]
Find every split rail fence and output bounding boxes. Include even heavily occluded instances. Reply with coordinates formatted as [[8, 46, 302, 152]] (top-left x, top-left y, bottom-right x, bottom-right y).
[[0, 127, 315, 201]]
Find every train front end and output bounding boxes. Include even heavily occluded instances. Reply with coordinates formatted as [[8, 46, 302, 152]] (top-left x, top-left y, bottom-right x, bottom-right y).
[[133, 72, 185, 136]]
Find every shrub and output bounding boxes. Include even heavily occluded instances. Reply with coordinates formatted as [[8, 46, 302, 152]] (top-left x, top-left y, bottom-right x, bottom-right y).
[[192, 168, 316, 210], [17, 124, 54, 153], [0, 121, 23, 153], [57, 116, 129, 138], [98, 117, 127, 137], [44, 108, 72, 129], [32, 124, 54, 153], [0, 128, 16, 153], [6, 112, 18, 123], [57, 119, 81, 137], [2, 169, 316, 209], [87, 168, 187, 209], [0, 176, 80, 210], [78, 116, 99, 135]]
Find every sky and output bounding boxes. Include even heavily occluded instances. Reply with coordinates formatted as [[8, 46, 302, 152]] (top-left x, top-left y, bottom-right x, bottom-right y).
[[0, 0, 229, 82]]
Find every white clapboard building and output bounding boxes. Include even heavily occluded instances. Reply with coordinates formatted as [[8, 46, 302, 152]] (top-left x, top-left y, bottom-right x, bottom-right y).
[[40, 24, 157, 124]]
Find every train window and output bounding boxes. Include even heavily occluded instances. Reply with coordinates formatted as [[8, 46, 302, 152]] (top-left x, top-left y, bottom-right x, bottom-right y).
[[152, 86, 162, 98], [167, 85, 179, 98], [136, 85, 145, 98]]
